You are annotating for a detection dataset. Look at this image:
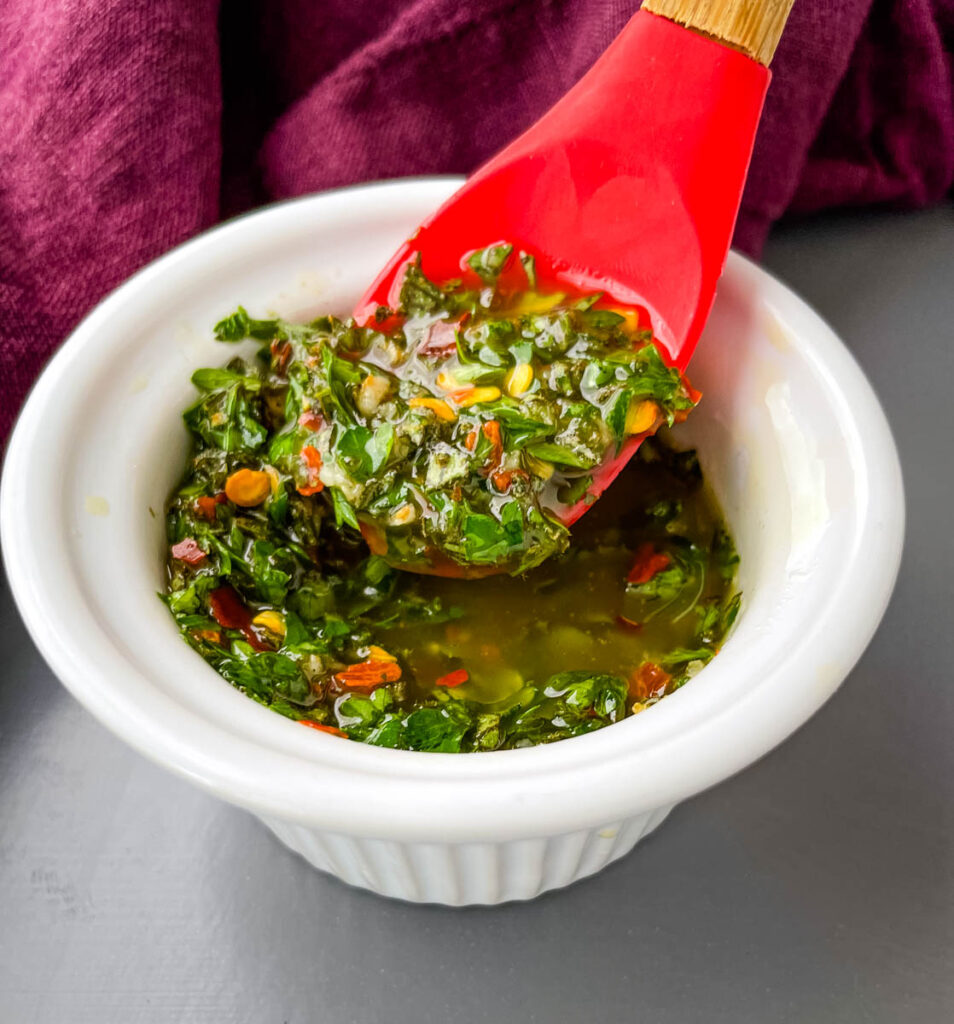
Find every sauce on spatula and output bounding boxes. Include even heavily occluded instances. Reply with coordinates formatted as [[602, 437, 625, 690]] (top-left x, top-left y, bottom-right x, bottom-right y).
[[214, 243, 698, 576]]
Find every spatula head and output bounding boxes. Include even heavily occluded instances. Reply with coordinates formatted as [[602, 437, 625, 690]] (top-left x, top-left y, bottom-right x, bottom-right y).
[[357, 10, 769, 374], [354, 10, 769, 569]]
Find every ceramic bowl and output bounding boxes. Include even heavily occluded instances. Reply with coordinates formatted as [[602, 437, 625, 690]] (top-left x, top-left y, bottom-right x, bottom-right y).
[[0, 179, 904, 904]]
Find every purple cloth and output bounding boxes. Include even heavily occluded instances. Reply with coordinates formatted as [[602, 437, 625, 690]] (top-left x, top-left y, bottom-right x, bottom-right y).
[[2, 0, 952, 442]]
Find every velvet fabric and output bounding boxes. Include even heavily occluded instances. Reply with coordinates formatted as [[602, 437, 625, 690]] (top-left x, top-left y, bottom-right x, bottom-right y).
[[2, 0, 952, 440]]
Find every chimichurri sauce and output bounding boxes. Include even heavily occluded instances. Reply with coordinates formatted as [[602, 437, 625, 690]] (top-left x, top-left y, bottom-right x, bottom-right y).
[[163, 244, 737, 751], [164, 403, 740, 750], [207, 243, 699, 576]]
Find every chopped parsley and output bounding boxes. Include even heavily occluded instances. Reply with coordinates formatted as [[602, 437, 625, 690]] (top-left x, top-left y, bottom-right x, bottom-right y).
[[161, 245, 736, 752]]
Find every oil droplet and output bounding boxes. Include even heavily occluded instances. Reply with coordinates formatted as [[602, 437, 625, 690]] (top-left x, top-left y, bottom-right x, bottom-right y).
[[85, 496, 110, 517], [129, 375, 149, 393]]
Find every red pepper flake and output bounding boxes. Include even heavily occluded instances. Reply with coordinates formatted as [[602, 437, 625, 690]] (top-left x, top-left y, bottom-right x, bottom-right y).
[[208, 585, 251, 629], [481, 420, 503, 471], [464, 429, 478, 451], [332, 659, 402, 692], [626, 542, 671, 585], [297, 444, 324, 495], [171, 537, 207, 566], [370, 307, 405, 335], [299, 720, 349, 738], [616, 615, 642, 632], [629, 661, 672, 700], [195, 492, 226, 520], [298, 409, 323, 431], [360, 521, 389, 556], [270, 338, 292, 373], [418, 320, 459, 357], [208, 585, 271, 652], [491, 468, 527, 493], [435, 668, 469, 688], [301, 445, 322, 469]]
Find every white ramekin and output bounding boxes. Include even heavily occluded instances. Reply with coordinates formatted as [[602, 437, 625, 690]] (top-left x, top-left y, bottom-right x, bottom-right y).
[[0, 179, 904, 904]]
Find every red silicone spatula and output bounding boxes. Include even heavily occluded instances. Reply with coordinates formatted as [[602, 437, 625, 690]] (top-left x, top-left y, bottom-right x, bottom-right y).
[[354, 0, 793, 541]]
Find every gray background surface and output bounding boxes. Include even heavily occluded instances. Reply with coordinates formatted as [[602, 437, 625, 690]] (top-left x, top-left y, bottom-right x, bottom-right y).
[[2, 206, 952, 1023]]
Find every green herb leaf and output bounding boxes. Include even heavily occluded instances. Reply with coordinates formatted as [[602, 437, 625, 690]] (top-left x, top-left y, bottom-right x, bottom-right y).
[[218, 650, 312, 705], [331, 488, 360, 530], [466, 243, 513, 285], [604, 388, 631, 443], [320, 345, 360, 426], [366, 423, 394, 473], [458, 512, 513, 563], [191, 367, 261, 392], [401, 704, 471, 752], [627, 563, 688, 603], [399, 259, 446, 314], [337, 426, 373, 480], [526, 442, 593, 469], [519, 251, 537, 289], [490, 406, 553, 449], [182, 375, 268, 454], [713, 527, 740, 582], [214, 306, 282, 342], [582, 309, 625, 328], [645, 499, 682, 524], [556, 475, 592, 505], [661, 647, 714, 671], [450, 362, 504, 384]]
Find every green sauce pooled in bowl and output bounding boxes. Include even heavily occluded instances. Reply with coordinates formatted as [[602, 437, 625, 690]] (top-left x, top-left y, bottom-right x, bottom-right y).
[[162, 245, 739, 751]]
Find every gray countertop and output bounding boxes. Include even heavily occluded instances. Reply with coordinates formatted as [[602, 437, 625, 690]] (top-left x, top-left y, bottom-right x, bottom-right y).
[[2, 206, 952, 1024]]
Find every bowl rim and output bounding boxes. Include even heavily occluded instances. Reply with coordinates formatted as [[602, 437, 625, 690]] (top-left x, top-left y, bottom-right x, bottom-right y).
[[0, 178, 905, 842]]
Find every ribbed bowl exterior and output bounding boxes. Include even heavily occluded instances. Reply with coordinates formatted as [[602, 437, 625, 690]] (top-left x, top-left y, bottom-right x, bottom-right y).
[[259, 806, 673, 905]]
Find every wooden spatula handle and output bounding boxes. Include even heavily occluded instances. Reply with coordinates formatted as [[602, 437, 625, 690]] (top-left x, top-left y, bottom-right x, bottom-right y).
[[642, 0, 795, 65]]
